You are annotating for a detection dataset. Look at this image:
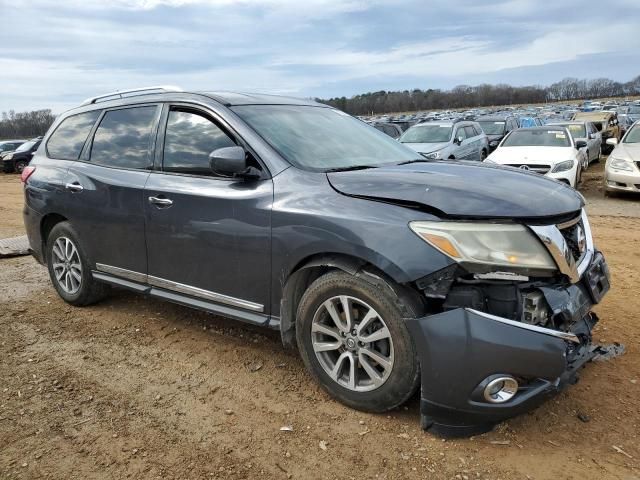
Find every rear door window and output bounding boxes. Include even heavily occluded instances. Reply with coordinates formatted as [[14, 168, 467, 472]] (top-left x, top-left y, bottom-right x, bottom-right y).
[[162, 109, 236, 176], [90, 106, 158, 169], [47, 110, 101, 160]]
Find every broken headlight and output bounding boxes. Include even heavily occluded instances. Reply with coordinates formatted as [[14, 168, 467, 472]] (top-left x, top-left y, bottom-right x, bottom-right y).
[[409, 221, 556, 270]]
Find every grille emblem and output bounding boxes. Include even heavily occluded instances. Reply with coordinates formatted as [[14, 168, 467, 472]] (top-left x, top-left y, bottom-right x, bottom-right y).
[[519, 165, 530, 171]]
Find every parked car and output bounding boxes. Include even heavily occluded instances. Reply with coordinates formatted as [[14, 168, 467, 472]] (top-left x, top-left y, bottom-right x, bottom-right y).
[[485, 127, 586, 188], [547, 121, 602, 166], [399, 120, 488, 160], [626, 104, 640, 123], [0, 139, 27, 158], [603, 121, 640, 196], [23, 87, 610, 437], [2, 137, 42, 173], [572, 111, 620, 153], [371, 122, 404, 139], [476, 115, 519, 152], [517, 116, 543, 128]]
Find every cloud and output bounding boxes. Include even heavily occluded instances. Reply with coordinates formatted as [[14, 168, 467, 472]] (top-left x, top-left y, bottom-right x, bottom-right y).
[[0, 0, 638, 112]]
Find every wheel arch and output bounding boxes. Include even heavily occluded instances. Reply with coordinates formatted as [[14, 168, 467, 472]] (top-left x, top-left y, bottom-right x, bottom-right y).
[[40, 213, 68, 261], [279, 253, 426, 348]]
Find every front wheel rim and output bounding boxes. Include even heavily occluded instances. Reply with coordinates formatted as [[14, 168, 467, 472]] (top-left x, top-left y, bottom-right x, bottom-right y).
[[311, 295, 394, 392], [52, 236, 82, 294]]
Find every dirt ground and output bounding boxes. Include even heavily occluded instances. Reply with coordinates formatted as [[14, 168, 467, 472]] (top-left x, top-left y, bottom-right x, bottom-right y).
[[0, 164, 639, 480]]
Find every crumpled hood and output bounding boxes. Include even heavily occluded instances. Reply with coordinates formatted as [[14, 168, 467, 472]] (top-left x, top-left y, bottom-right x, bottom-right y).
[[401, 142, 449, 154], [327, 161, 584, 220], [612, 143, 640, 161]]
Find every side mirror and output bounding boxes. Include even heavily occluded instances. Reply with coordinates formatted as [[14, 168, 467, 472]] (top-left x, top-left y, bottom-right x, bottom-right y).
[[454, 136, 463, 145], [209, 146, 259, 179], [606, 138, 618, 146], [575, 140, 587, 149]]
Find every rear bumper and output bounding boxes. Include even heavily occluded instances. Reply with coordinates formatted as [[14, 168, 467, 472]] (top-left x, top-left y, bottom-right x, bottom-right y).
[[407, 252, 610, 437]]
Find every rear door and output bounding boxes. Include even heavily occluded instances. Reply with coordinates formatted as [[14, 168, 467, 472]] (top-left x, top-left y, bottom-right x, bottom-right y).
[[452, 125, 469, 159], [464, 126, 481, 160], [65, 104, 161, 278], [144, 104, 272, 316]]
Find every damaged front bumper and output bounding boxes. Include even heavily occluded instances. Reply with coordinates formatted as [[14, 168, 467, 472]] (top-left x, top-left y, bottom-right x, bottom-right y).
[[407, 252, 611, 437]]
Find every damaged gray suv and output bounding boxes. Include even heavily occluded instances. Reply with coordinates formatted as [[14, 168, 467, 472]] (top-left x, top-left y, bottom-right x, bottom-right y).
[[23, 87, 611, 437]]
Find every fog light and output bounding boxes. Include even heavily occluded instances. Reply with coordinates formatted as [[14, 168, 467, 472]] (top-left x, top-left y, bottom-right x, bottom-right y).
[[483, 376, 519, 403]]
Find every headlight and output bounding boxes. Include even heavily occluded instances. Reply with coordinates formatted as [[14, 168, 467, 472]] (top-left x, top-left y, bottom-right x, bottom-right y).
[[4, 153, 13, 160], [489, 140, 498, 147], [609, 156, 634, 172], [551, 160, 575, 173], [423, 151, 441, 159], [409, 221, 555, 270]]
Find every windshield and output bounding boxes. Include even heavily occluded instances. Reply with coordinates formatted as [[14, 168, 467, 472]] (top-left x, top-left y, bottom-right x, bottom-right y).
[[623, 125, 640, 143], [399, 125, 452, 143], [554, 124, 586, 139], [16, 140, 36, 152], [477, 121, 505, 135], [231, 105, 420, 170], [502, 130, 571, 147]]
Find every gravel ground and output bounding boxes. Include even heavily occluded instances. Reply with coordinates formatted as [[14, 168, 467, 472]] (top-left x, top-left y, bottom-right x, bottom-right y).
[[0, 168, 639, 480]]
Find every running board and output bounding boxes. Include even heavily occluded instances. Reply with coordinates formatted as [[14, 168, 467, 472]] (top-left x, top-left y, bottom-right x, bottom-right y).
[[92, 270, 273, 328]]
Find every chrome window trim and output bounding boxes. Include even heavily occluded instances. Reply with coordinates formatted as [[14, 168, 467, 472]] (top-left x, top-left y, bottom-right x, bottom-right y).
[[467, 308, 580, 344], [94, 263, 263, 312]]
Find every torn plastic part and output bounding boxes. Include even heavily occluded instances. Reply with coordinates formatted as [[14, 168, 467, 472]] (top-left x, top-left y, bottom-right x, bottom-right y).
[[539, 284, 592, 326], [592, 343, 625, 362], [415, 264, 458, 299]]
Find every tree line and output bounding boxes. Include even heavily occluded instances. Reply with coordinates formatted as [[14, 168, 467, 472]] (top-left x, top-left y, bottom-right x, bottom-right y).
[[0, 109, 57, 140], [318, 75, 640, 115]]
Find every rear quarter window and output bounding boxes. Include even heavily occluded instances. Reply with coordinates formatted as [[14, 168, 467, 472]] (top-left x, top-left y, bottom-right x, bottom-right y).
[[46, 110, 101, 160]]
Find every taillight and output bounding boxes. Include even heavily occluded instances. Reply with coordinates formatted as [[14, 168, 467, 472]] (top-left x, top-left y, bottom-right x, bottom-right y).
[[21, 166, 36, 184]]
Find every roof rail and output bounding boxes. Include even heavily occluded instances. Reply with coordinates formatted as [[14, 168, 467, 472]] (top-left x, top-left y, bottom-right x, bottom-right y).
[[80, 85, 183, 106]]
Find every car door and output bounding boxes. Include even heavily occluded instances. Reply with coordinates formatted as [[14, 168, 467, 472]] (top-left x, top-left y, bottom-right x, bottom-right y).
[[452, 125, 468, 159], [144, 105, 272, 317], [464, 126, 481, 160], [586, 123, 600, 161], [65, 104, 160, 279]]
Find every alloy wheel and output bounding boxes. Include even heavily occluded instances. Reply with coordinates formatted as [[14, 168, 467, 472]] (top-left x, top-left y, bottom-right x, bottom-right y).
[[51, 236, 82, 294], [311, 295, 394, 392]]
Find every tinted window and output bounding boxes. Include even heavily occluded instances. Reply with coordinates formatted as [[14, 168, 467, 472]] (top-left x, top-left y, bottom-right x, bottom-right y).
[[163, 109, 236, 175], [90, 106, 157, 169], [47, 110, 101, 159]]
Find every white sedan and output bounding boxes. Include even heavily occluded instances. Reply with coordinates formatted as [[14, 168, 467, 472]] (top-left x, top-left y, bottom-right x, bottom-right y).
[[484, 127, 587, 188]]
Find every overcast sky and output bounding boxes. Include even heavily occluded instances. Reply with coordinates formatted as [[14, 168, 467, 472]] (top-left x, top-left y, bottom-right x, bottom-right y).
[[1, 0, 639, 112]]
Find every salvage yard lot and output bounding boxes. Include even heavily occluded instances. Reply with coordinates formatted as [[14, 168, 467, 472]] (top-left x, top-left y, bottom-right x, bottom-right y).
[[1, 167, 639, 480]]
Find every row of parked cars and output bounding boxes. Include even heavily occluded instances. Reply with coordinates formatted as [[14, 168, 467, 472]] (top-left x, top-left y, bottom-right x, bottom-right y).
[[0, 137, 42, 173], [364, 104, 640, 194]]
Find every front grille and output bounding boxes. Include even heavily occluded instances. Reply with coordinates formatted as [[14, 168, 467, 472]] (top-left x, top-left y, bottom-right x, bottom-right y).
[[504, 164, 551, 174], [559, 219, 585, 264]]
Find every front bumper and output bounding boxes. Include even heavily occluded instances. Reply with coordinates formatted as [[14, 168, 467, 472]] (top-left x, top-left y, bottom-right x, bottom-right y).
[[605, 168, 640, 193], [407, 252, 610, 437]]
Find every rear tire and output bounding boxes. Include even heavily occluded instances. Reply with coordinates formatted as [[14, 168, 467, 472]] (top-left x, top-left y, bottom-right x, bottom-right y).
[[46, 222, 108, 306], [296, 270, 419, 413]]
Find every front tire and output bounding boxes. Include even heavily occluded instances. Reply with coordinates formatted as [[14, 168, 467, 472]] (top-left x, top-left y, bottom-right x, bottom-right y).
[[46, 222, 108, 306], [296, 271, 419, 412]]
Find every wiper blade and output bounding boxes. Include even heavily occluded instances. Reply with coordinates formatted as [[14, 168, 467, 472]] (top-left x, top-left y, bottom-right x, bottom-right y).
[[325, 165, 379, 172], [397, 158, 431, 165]]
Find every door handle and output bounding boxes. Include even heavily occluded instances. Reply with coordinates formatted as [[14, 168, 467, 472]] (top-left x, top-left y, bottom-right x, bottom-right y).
[[65, 182, 84, 193], [148, 196, 173, 207]]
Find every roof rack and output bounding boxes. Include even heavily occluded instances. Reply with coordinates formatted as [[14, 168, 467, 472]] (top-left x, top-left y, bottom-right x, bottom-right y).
[[80, 85, 183, 106]]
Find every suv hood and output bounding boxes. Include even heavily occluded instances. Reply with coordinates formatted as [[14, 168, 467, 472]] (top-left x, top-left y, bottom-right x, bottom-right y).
[[327, 161, 583, 220], [401, 142, 449, 154]]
